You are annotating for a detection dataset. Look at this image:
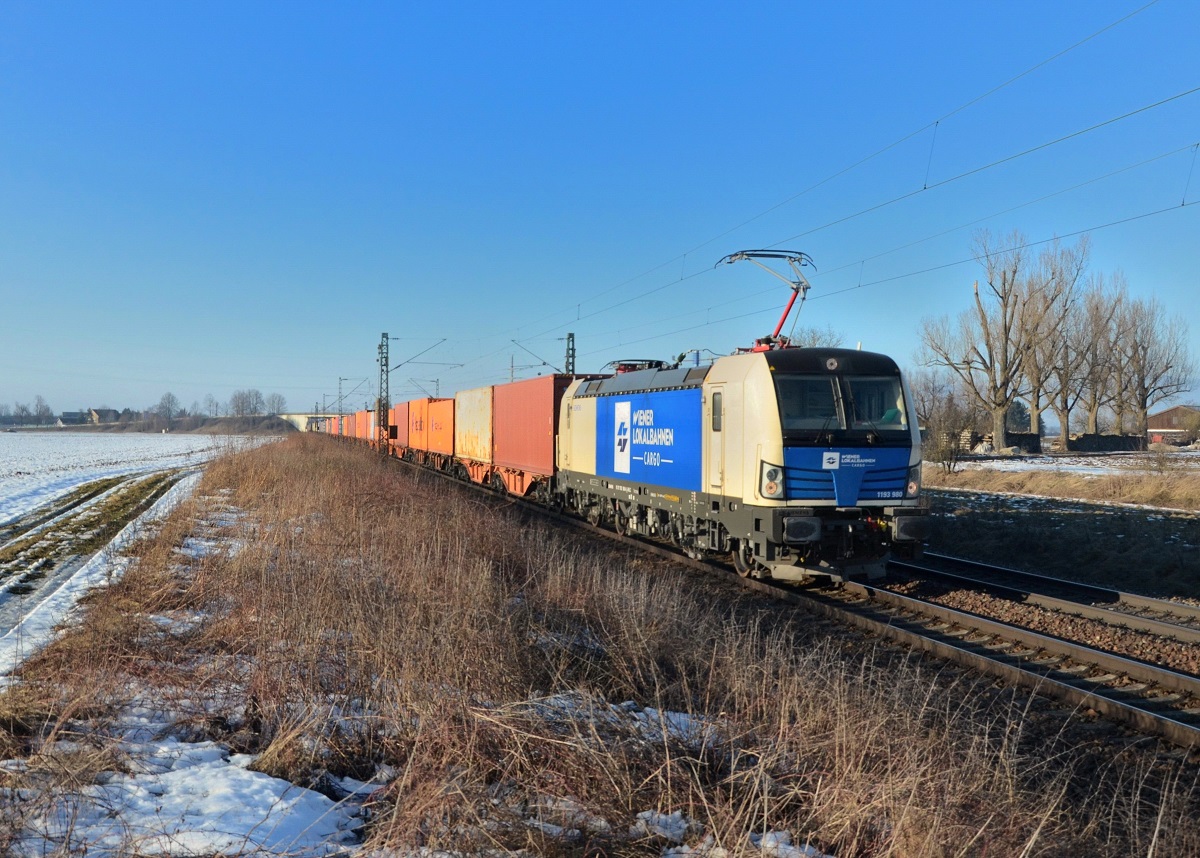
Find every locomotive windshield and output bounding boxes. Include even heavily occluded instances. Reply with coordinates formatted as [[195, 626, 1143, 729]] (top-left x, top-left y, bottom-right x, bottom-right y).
[[774, 373, 909, 444]]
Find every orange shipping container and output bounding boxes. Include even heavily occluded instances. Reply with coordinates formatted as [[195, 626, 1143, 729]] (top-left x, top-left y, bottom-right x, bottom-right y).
[[493, 375, 573, 476], [408, 398, 453, 453], [391, 402, 409, 447], [408, 399, 429, 451], [429, 399, 455, 455]]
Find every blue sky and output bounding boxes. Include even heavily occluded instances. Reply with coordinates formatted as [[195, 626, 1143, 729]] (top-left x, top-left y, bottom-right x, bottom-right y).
[[2, 0, 1197, 414]]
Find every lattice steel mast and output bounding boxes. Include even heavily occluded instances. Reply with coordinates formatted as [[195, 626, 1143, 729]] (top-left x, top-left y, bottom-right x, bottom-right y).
[[377, 332, 389, 452]]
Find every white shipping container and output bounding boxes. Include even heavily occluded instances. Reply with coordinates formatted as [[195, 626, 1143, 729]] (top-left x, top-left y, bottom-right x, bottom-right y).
[[455, 386, 493, 463]]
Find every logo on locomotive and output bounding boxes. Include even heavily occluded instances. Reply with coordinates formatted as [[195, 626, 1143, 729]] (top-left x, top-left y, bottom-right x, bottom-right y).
[[614, 401, 631, 474]]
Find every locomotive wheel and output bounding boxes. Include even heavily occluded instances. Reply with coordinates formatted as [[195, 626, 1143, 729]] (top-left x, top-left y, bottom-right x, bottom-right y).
[[732, 540, 759, 578], [613, 502, 634, 536]]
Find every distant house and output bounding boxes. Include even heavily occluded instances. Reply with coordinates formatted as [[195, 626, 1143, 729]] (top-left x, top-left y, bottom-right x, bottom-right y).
[[1147, 404, 1200, 444], [89, 408, 120, 424], [57, 412, 88, 427]]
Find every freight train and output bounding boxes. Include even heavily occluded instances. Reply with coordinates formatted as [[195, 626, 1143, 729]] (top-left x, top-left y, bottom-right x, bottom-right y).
[[326, 346, 928, 583]]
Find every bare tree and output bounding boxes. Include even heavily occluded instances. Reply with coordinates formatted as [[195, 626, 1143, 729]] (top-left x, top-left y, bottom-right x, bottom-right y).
[[265, 393, 287, 415], [228, 390, 249, 417], [1113, 296, 1194, 440], [14, 402, 31, 424], [1017, 236, 1089, 441], [228, 389, 266, 417], [203, 394, 219, 417], [919, 229, 1031, 450], [907, 367, 980, 472], [157, 392, 181, 427], [788, 324, 844, 348], [34, 395, 53, 426]]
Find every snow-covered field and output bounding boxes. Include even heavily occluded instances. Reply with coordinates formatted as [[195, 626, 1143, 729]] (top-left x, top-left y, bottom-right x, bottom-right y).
[[945, 449, 1200, 476], [0, 432, 271, 665], [0, 432, 246, 525]]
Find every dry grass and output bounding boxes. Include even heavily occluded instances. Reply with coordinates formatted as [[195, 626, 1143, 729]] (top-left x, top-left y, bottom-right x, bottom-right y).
[[4, 434, 1200, 856]]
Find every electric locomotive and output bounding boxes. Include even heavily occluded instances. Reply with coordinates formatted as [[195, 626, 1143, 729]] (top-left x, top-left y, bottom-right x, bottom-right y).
[[554, 250, 928, 582], [555, 346, 927, 582]]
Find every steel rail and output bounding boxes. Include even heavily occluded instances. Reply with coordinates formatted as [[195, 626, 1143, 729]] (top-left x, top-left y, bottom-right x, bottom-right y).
[[802, 583, 1200, 750], [921, 552, 1200, 624], [891, 557, 1200, 646]]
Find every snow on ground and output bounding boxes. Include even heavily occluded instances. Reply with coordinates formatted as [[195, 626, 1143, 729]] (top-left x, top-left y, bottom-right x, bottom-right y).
[[941, 449, 1200, 476], [6, 735, 363, 857], [0, 472, 202, 681], [0, 431, 256, 526]]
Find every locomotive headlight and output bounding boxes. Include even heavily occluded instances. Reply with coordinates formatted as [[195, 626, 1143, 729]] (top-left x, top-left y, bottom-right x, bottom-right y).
[[905, 463, 922, 498], [760, 462, 785, 499]]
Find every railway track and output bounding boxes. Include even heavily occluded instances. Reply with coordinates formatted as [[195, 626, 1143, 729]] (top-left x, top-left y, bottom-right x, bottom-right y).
[[383, 452, 1200, 751], [892, 552, 1200, 642]]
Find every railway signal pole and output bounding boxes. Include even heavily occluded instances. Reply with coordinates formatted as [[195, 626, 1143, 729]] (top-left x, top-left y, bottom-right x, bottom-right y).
[[377, 332, 389, 453]]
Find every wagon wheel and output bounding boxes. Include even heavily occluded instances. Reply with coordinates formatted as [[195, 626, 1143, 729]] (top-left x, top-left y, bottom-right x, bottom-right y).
[[613, 504, 631, 536]]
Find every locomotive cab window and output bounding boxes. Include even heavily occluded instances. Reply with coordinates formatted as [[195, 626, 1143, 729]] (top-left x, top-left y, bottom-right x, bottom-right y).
[[774, 372, 910, 445], [774, 376, 844, 431], [846, 377, 907, 429]]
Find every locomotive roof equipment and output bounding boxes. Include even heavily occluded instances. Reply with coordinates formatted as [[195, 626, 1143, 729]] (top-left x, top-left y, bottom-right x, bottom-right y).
[[716, 249, 816, 352]]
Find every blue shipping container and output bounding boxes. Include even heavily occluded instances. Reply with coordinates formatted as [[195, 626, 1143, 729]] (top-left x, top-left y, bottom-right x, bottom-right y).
[[594, 388, 703, 491]]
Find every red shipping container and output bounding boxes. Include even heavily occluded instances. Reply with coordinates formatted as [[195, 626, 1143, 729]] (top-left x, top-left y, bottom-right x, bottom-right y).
[[493, 375, 573, 476]]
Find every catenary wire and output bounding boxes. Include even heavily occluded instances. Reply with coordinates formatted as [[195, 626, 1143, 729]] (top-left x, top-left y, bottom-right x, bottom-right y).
[[510, 0, 1162, 334], [517, 92, 1199, 350], [575, 200, 1199, 357]]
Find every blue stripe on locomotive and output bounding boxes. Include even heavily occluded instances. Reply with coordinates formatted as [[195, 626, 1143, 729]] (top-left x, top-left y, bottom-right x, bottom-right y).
[[782, 447, 911, 505], [595, 389, 703, 492]]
